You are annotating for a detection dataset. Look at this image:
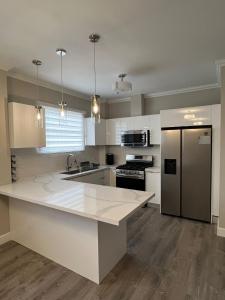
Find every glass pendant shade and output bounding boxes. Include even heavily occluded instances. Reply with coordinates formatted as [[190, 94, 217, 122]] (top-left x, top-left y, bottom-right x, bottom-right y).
[[56, 48, 67, 119], [91, 94, 100, 122], [59, 101, 67, 118], [35, 105, 44, 128]]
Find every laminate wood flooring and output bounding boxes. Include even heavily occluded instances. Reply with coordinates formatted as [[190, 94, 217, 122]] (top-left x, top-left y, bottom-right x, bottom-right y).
[[0, 207, 225, 300]]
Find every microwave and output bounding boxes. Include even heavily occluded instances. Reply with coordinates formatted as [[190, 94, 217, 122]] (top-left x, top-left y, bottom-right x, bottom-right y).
[[121, 130, 151, 147]]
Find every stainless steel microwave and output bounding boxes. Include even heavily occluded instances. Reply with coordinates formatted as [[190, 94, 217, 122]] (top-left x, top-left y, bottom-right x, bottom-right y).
[[121, 130, 151, 147]]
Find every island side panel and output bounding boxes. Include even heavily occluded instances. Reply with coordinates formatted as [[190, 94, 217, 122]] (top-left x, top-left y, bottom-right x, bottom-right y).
[[9, 198, 100, 284], [98, 220, 127, 283]]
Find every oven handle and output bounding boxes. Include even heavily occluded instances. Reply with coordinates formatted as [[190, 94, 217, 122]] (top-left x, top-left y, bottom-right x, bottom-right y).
[[116, 174, 144, 180]]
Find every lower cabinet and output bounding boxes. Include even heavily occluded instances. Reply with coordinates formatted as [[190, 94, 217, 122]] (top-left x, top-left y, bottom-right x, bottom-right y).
[[109, 168, 116, 187], [145, 171, 161, 204], [71, 170, 109, 186]]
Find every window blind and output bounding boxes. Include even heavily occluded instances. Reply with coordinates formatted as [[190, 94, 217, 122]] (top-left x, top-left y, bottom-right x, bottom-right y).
[[40, 106, 85, 153]]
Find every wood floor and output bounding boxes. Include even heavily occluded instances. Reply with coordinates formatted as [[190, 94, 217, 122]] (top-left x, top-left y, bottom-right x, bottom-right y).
[[0, 207, 225, 300]]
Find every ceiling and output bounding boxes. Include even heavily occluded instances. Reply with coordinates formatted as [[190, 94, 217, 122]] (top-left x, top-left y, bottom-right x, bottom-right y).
[[0, 0, 225, 99]]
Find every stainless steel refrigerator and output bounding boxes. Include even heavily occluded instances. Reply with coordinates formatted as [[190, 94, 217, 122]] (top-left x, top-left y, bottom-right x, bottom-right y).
[[161, 127, 212, 222]]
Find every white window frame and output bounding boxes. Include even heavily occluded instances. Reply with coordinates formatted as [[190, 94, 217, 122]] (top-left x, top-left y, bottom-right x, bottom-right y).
[[39, 106, 85, 154]]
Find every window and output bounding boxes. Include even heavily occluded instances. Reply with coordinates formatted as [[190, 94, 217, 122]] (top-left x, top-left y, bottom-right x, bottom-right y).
[[40, 106, 85, 153]]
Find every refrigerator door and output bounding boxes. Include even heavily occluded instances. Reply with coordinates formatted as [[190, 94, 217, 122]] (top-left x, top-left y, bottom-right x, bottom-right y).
[[161, 130, 181, 216], [182, 128, 211, 222]]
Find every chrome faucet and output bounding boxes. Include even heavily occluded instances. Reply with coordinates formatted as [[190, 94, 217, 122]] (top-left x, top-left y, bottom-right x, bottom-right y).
[[66, 154, 79, 172], [66, 154, 74, 172], [74, 158, 79, 170]]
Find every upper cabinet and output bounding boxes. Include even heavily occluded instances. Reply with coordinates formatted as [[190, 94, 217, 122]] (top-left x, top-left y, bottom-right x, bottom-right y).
[[8, 102, 46, 148], [85, 118, 106, 146], [106, 118, 128, 145], [106, 114, 160, 145], [160, 105, 212, 128]]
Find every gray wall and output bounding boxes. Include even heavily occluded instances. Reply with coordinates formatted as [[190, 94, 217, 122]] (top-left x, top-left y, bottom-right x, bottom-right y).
[[106, 88, 220, 118], [7, 77, 91, 115], [0, 71, 11, 236], [106, 101, 131, 119], [144, 88, 220, 115], [7, 77, 108, 119]]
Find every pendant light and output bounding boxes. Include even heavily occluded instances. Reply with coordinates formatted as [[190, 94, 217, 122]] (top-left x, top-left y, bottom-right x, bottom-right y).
[[56, 48, 67, 118], [89, 33, 101, 123], [32, 59, 43, 128]]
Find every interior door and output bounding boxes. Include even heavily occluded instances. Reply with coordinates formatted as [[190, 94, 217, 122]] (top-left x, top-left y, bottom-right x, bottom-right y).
[[161, 130, 181, 216], [181, 128, 211, 222]]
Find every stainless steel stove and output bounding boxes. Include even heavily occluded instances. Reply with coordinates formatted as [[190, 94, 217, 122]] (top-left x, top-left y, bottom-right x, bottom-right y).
[[116, 155, 153, 190]]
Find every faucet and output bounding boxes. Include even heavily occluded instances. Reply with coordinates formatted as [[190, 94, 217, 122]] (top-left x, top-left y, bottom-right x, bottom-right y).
[[66, 154, 74, 172], [66, 154, 79, 172], [74, 158, 79, 170]]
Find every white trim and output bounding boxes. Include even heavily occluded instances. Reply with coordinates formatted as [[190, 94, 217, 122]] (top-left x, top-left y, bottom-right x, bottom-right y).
[[145, 83, 220, 99], [106, 83, 220, 103], [7, 72, 89, 101], [217, 225, 225, 238], [0, 232, 11, 245], [107, 97, 131, 104]]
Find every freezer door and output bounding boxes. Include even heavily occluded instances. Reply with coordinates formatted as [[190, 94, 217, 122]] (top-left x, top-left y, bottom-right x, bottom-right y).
[[182, 128, 211, 222], [161, 130, 181, 216]]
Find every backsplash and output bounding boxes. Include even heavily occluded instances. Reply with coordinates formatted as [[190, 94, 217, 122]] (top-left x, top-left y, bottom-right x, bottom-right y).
[[11, 147, 100, 180], [11, 145, 160, 180], [105, 145, 161, 166]]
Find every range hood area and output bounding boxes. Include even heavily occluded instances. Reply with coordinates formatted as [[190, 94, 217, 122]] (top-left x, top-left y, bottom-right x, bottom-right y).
[[130, 94, 144, 117]]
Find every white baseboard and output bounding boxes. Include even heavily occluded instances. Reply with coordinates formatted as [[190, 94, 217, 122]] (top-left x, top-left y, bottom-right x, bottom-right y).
[[0, 232, 11, 245], [217, 225, 225, 237]]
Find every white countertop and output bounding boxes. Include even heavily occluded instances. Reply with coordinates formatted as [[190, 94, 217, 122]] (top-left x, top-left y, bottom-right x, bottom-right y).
[[0, 167, 154, 226], [145, 167, 161, 173]]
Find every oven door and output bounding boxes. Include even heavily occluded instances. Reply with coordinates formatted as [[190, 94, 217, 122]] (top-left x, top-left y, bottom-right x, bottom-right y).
[[116, 176, 145, 191]]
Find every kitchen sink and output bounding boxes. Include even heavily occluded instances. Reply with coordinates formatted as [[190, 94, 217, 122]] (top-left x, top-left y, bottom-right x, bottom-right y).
[[61, 169, 80, 175], [61, 166, 99, 175]]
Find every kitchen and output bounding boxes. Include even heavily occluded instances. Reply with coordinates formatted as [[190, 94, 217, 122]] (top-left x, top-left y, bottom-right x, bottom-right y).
[[1, 1, 225, 299]]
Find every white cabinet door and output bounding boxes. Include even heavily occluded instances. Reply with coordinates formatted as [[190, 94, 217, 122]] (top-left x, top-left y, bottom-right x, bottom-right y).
[[8, 102, 46, 148], [150, 114, 161, 144], [160, 105, 212, 128], [72, 170, 106, 185], [85, 118, 106, 146], [145, 172, 161, 204], [85, 118, 95, 145], [109, 168, 116, 187], [95, 119, 106, 145], [106, 119, 115, 145], [106, 119, 122, 145]]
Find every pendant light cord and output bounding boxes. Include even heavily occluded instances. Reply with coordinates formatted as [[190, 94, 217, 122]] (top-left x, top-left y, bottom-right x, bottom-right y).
[[36, 64, 39, 103], [93, 41, 96, 95], [61, 51, 64, 104]]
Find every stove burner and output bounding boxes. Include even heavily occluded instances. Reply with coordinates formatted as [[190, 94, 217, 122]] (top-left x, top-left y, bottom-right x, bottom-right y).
[[116, 162, 153, 171]]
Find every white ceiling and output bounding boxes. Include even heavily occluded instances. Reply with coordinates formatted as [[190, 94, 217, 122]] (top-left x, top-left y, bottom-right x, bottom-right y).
[[0, 0, 225, 99]]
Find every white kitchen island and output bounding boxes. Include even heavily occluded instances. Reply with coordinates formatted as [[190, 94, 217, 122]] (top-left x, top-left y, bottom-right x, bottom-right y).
[[0, 171, 154, 284]]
